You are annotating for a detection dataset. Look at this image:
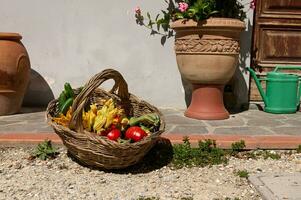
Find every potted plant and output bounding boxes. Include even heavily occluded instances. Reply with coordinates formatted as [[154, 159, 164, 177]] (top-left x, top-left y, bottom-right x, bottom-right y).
[[135, 0, 255, 120]]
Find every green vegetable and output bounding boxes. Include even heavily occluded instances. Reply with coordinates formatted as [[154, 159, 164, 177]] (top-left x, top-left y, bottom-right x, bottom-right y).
[[57, 83, 76, 115], [64, 82, 74, 98], [129, 113, 160, 133], [58, 90, 67, 110], [140, 125, 151, 134], [129, 113, 160, 127], [60, 97, 73, 115]]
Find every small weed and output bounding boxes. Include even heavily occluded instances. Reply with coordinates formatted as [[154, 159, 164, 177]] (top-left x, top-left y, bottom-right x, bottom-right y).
[[31, 140, 59, 160], [181, 197, 193, 200], [285, 150, 293, 156], [262, 151, 281, 160], [297, 145, 301, 153], [243, 151, 257, 159], [58, 163, 68, 170], [231, 140, 246, 155], [172, 137, 227, 168], [136, 197, 159, 200], [236, 170, 249, 178], [248, 150, 281, 160]]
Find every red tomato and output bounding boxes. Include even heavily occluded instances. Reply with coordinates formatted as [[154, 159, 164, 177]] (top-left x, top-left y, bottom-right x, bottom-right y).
[[107, 129, 121, 141], [125, 126, 147, 142]]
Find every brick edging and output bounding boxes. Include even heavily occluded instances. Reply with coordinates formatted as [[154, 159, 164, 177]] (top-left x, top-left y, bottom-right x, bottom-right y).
[[0, 132, 300, 149]]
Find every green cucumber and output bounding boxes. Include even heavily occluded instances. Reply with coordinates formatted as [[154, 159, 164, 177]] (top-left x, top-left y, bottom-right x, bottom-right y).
[[60, 98, 73, 115], [64, 82, 74, 98]]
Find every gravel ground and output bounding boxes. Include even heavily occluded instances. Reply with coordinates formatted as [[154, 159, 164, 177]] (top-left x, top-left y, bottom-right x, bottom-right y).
[[0, 145, 300, 200]]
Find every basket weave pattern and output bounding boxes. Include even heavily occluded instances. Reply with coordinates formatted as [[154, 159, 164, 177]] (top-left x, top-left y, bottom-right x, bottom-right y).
[[46, 69, 165, 169]]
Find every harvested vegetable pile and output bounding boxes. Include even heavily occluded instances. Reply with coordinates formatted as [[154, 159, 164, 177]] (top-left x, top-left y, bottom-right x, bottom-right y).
[[53, 83, 161, 143]]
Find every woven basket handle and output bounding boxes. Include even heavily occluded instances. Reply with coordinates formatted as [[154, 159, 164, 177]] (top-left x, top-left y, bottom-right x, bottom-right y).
[[69, 69, 130, 132]]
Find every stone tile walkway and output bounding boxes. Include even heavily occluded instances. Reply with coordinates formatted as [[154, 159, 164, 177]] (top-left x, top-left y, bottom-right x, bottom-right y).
[[162, 109, 301, 135], [249, 173, 301, 200], [0, 107, 301, 149], [0, 108, 300, 135]]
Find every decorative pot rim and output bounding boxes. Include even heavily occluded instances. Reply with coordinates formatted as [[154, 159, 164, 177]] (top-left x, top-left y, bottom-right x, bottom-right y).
[[170, 18, 246, 31], [0, 33, 22, 40]]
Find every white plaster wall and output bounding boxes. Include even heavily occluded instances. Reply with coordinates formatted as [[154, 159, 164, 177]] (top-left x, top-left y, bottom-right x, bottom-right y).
[[0, 0, 253, 108], [240, 0, 255, 97]]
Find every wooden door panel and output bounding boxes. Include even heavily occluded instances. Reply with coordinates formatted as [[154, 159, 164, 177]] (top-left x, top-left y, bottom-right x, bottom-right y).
[[261, 0, 301, 18], [259, 28, 301, 64], [250, 0, 301, 101]]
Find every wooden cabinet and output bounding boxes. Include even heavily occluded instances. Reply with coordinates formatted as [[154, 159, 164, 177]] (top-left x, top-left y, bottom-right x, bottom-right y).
[[250, 0, 301, 100]]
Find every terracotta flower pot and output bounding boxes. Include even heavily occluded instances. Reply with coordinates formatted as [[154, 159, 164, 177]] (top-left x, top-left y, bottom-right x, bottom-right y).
[[171, 18, 245, 120], [0, 33, 30, 115]]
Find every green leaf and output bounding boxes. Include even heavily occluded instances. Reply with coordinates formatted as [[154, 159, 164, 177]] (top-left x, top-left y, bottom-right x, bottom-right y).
[[209, 10, 219, 15], [156, 18, 164, 24], [147, 20, 153, 28], [31, 139, 59, 160], [161, 23, 169, 32], [187, 8, 196, 18], [40, 154, 46, 161], [174, 13, 184, 19]]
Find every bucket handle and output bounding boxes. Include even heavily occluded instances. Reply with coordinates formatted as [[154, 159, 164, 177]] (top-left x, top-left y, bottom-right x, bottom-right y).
[[274, 65, 301, 72], [296, 77, 301, 107]]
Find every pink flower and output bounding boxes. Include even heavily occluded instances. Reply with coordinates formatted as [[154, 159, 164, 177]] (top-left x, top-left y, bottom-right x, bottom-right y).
[[135, 6, 141, 15], [250, 0, 256, 9], [178, 2, 189, 13]]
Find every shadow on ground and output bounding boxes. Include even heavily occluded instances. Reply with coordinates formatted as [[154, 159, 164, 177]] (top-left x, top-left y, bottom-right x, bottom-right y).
[[19, 107, 46, 114], [68, 137, 174, 174]]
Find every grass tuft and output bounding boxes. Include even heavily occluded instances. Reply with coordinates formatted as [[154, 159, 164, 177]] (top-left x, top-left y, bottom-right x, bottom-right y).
[[297, 145, 301, 153], [236, 170, 249, 178], [136, 197, 159, 200], [231, 140, 246, 155], [172, 137, 227, 168], [262, 151, 281, 160]]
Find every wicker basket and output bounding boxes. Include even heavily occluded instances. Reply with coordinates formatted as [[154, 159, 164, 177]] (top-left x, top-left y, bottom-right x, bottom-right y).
[[46, 69, 165, 169]]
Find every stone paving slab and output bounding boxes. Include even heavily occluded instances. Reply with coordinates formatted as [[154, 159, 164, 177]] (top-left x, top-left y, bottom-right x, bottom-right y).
[[249, 173, 301, 200]]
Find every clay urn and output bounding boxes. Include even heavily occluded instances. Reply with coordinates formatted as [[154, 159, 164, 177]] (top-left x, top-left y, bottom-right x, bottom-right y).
[[171, 18, 245, 120], [0, 33, 30, 115]]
